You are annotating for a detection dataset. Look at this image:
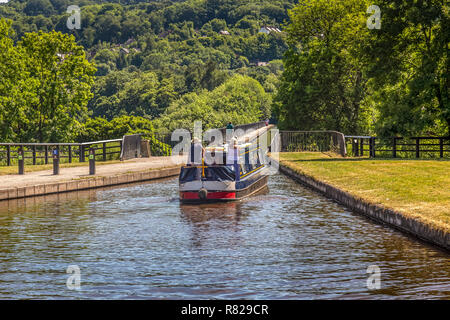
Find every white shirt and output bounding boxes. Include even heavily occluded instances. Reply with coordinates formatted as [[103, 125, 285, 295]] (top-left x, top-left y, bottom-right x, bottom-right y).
[[227, 146, 239, 164]]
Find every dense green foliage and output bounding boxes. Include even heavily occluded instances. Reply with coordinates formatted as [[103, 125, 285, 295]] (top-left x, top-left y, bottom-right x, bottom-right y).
[[154, 74, 272, 133], [0, 19, 96, 142], [361, 0, 449, 137], [275, 0, 449, 137], [78, 115, 171, 155], [1, 0, 447, 143], [1, 0, 291, 142], [274, 0, 370, 134]]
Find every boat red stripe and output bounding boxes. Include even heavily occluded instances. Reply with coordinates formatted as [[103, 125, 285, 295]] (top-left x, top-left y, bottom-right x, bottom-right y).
[[181, 191, 236, 200]]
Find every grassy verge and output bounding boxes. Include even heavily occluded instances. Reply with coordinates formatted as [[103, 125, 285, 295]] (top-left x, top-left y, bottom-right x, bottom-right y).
[[278, 152, 450, 233], [0, 159, 123, 175]]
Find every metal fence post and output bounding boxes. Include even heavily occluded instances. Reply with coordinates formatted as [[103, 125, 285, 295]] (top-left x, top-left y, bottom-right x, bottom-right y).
[[18, 146, 24, 175], [44, 145, 48, 164], [416, 138, 420, 158], [89, 147, 95, 175], [393, 138, 397, 158], [360, 138, 364, 157], [370, 138, 375, 158], [52, 147, 60, 175], [353, 139, 359, 157], [32, 146, 36, 165], [6, 145, 11, 166], [103, 142, 107, 161]]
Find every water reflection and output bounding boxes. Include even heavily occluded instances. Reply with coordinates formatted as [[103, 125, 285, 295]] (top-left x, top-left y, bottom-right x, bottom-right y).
[[180, 186, 269, 225], [180, 202, 243, 249], [180, 202, 243, 224]]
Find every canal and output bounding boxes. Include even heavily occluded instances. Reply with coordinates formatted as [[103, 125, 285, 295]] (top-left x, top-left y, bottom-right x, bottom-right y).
[[0, 174, 448, 299]]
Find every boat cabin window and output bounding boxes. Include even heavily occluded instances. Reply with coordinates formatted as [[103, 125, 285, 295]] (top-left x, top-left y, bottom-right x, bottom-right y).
[[204, 166, 235, 181], [179, 167, 201, 183], [180, 166, 236, 182]]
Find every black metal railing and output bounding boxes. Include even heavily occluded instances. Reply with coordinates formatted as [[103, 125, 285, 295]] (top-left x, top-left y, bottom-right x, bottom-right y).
[[344, 136, 450, 159], [0, 139, 123, 166], [280, 131, 347, 156]]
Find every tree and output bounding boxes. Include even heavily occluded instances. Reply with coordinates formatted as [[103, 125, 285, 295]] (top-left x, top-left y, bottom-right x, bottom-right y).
[[78, 115, 156, 142], [118, 71, 160, 117], [88, 70, 178, 120], [94, 12, 122, 43], [155, 74, 271, 132], [184, 60, 228, 92], [0, 19, 30, 142], [361, 0, 449, 136], [1, 0, 296, 140], [18, 30, 96, 142], [274, 0, 371, 134], [24, 0, 54, 16], [209, 18, 228, 33], [77, 114, 170, 156]]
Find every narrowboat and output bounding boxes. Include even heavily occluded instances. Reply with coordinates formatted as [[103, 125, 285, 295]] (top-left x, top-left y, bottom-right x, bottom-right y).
[[179, 138, 270, 203]]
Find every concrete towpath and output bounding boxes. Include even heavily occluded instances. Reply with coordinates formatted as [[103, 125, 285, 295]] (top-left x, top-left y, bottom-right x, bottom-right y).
[[0, 156, 186, 201]]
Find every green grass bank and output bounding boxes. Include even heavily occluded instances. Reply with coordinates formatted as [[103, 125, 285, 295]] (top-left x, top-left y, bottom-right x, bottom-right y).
[[278, 153, 450, 235]]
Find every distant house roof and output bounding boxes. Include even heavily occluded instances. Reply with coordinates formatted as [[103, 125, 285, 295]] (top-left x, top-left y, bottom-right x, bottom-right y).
[[219, 30, 231, 35], [120, 48, 130, 54], [257, 61, 269, 67], [124, 38, 135, 46], [259, 26, 282, 34]]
